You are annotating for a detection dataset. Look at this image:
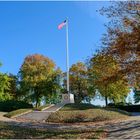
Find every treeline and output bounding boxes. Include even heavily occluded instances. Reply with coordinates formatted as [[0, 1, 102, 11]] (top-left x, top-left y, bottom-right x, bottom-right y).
[[0, 1, 139, 107]]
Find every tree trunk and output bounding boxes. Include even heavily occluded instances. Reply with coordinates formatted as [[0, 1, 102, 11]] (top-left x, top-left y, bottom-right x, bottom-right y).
[[35, 92, 40, 108], [35, 102, 38, 108], [105, 96, 108, 106]]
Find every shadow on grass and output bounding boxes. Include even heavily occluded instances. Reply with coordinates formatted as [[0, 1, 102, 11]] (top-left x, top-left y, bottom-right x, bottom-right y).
[[106, 119, 140, 139], [60, 103, 130, 116], [0, 121, 105, 139], [102, 107, 131, 116]]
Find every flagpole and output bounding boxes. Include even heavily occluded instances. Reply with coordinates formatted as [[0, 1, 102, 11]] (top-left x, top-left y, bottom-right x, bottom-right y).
[[66, 18, 69, 94]]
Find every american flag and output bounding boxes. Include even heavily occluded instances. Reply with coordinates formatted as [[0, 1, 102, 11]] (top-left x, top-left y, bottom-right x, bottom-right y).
[[58, 20, 66, 30]]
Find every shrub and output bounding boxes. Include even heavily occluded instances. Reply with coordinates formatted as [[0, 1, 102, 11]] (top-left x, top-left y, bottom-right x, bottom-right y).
[[0, 100, 33, 112], [116, 105, 140, 112], [108, 103, 140, 112]]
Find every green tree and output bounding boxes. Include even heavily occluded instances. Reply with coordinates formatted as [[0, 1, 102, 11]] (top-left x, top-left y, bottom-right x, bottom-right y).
[[68, 62, 95, 103], [88, 53, 129, 106], [0, 64, 11, 101], [8, 74, 21, 100], [19, 54, 61, 108], [134, 88, 140, 103]]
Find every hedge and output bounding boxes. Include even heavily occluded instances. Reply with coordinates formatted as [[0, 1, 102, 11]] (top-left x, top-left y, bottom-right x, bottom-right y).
[[116, 105, 140, 112], [108, 104, 140, 112], [0, 100, 33, 112]]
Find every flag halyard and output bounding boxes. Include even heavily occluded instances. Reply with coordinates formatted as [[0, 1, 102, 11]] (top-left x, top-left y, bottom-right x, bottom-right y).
[[58, 20, 67, 30]]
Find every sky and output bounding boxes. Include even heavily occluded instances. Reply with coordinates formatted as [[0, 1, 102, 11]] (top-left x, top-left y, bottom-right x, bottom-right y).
[[0, 1, 134, 105], [0, 1, 109, 74]]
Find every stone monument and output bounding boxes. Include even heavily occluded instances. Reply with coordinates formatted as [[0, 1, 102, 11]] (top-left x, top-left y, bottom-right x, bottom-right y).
[[62, 92, 74, 104]]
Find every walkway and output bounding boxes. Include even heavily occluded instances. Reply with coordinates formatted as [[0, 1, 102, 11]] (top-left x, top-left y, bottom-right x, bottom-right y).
[[15, 103, 65, 122], [105, 116, 140, 139]]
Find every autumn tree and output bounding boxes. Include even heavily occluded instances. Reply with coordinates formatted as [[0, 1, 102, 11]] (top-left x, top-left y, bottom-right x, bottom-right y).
[[19, 54, 61, 107], [88, 53, 130, 106], [68, 62, 94, 103], [100, 1, 140, 90]]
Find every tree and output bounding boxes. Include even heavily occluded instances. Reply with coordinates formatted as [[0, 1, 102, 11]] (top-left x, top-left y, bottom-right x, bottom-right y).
[[19, 54, 61, 108], [0, 64, 11, 101], [134, 88, 140, 103], [8, 74, 21, 100], [44, 68, 62, 104], [68, 62, 94, 103], [100, 1, 140, 89], [88, 53, 130, 106]]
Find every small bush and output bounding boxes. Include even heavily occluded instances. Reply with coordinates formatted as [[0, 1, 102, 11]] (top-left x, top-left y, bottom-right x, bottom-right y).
[[0, 100, 33, 112]]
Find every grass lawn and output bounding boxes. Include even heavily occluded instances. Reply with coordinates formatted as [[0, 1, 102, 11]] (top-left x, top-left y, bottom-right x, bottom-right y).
[[4, 104, 52, 118], [4, 109, 32, 118], [47, 103, 130, 123], [0, 121, 106, 139], [34, 104, 52, 111]]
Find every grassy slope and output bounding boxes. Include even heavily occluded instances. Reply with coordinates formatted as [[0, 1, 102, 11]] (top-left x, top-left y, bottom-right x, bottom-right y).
[[47, 103, 130, 123], [0, 121, 106, 139], [4, 109, 32, 118], [4, 104, 52, 118], [34, 104, 52, 111]]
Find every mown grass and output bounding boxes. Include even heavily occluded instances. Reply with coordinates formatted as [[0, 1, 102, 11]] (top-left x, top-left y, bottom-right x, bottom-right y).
[[0, 121, 106, 139], [47, 103, 129, 123], [4, 104, 53, 118], [4, 109, 32, 118], [60, 103, 96, 111]]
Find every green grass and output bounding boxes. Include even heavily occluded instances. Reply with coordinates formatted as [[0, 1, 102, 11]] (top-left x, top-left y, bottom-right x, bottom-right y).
[[60, 103, 97, 111], [34, 104, 51, 111], [47, 103, 129, 123], [0, 121, 106, 139], [4, 109, 32, 118]]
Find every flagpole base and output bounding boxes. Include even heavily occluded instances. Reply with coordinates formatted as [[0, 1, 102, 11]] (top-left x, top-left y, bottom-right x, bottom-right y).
[[62, 93, 74, 104]]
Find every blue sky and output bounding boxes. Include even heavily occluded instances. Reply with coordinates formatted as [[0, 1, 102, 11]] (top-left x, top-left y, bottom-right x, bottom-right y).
[[0, 1, 109, 74]]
